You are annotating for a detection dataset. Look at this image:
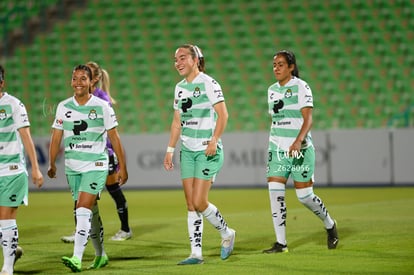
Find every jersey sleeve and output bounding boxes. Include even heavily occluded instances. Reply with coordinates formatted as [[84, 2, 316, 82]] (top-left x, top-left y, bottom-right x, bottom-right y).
[[51, 102, 64, 130], [206, 78, 224, 105], [298, 81, 313, 109], [13, 100, 30, 129], [173, 85, 179, 110], [103, 102, 118, 130], [267, 84, 277, 115]]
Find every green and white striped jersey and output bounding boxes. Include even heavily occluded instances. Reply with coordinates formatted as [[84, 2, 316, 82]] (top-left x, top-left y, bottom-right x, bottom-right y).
[[0, 92, 30, 176], [174, 72, 224, 151], [52, 95, 118, 174], [267, 77, 313, 152]]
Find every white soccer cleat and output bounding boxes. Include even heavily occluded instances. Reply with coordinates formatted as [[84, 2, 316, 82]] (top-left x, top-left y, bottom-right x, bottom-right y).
[[220, 228, 236, 260], [61, 232, 75, 243], [110, 230, 132, 241]]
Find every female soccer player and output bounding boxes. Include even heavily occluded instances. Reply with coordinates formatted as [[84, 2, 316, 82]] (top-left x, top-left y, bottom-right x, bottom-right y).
[[163, 44, 235, 265], [0, 64, 43, 275], [48, 65, 128, 272], [60, 61, 131, 243], [263, 50, 338, 254]]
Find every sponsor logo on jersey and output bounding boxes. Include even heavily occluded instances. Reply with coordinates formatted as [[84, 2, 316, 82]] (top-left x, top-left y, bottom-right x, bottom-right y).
[[21, 113, 29, 123], [277, 121, 291, 126], [73, 120, 88, 135], [273, 100, 284, 113], [71, 136, 86, 141], [214, 89, 223, 99], [9, 165, 18, 170], [181, 113, 192, 119], [95, 162, 104, 167], [181, 98, 192, 112], [56, 118, 63, 125], [69, 143, 93, 149], [110, 113, 118, 123], [184, 120, 198, 126], [65, 111, 72, 118]]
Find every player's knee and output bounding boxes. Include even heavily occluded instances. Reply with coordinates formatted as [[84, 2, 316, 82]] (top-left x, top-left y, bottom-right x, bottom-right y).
[[193, 201, 208, 212], [295, 187, 314, 205]]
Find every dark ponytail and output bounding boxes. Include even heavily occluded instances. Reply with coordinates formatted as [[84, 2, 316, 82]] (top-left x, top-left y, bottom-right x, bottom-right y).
[[0, 65, 4, 82]]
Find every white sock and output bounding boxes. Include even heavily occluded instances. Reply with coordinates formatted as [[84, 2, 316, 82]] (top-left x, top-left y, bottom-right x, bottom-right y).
[[295, 187, 334, 229], [201, 203, 231, 238], [73, 207, 92, 260], [268, 182, 287, 245], [187, 211, 203, 258], [90, 204, 106, 257], [0, 219, 18, 275]]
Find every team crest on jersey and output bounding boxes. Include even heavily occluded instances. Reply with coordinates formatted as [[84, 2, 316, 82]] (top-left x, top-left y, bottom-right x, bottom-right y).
[[193, 87, 201, 98], [0, 109, 6, 120], [284, 89, 292, 98], [0, 109, 7, 120], [88, 109, 97, 120]]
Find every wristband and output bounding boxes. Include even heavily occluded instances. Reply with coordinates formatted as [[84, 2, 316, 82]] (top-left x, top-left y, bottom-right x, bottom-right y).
[[167, 146, 175, 153]]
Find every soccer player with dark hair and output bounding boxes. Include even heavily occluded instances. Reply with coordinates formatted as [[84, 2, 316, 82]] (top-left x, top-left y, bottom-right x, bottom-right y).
[[0, 64, 43, 275], [48, 65, 128, 272], [263, 50, 338, 254]]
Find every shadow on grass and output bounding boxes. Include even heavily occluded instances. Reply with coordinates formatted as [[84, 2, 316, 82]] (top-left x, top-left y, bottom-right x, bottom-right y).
[[129, 223, 171, 237], [289, 225, 354, 250]]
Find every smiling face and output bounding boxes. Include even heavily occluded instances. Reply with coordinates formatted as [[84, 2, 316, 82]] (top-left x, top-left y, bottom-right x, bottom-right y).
[[273, 54, 294, 86], [71, 69, 91, 98], [174, 47, 198, 81]]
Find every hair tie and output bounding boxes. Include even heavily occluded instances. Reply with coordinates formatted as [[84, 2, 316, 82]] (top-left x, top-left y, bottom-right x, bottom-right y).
[[193, 45, 203, 58]]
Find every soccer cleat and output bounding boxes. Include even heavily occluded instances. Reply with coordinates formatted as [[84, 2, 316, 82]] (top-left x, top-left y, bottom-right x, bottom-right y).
[[110, 229, 132, 241], [220, 228, 236, 260], [61, 232, 75, 243], [263, 242, 289, 253], [14, 245, 23, 265], [62, 256, 82, 272], [327, 220, 339, 249], [88, 255, 109, 269], [177, 256, 204, 265]]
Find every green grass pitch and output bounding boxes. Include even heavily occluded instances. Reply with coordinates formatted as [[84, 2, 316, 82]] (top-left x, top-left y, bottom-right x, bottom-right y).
[[11, 187, 414, 274]]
